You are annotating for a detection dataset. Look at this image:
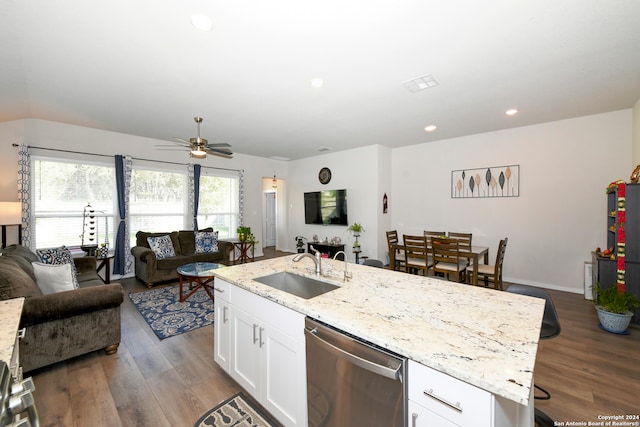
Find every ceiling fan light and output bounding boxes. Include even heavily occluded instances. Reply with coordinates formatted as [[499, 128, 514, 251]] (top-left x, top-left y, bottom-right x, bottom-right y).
[[191, 148, 207, 158]]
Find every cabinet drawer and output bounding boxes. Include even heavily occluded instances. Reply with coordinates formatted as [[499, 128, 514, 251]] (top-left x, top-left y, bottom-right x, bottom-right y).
[[230, 285, 304, 341], [408, 360, 492, 426], [213, 278, 231, 300]]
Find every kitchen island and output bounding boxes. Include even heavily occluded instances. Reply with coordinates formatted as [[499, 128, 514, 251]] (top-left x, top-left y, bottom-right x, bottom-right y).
[[212, 255, 544, 426]]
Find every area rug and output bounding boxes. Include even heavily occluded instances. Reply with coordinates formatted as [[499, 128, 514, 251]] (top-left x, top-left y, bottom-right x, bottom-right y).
[[129, 285, 214, 339], [194, 392, 277, 427]]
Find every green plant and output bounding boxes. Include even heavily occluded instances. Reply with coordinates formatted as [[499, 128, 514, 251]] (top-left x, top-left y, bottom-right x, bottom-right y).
[[347, 222, 364, 233], [593, 282, 640, 314], [295, 235, 307, 249], [237, 226, 251, 235]]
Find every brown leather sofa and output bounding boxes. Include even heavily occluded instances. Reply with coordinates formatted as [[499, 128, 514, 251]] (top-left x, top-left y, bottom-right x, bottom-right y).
[[130, 229, 233, 288], [0, 244, 123, 373]]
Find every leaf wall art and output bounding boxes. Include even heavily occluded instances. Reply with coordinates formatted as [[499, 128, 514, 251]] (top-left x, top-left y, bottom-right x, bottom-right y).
[[451, 165, 520, 198]]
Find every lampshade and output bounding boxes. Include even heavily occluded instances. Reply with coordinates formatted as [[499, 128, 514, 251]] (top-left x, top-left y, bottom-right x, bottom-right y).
[[0, 202, 21, 225]]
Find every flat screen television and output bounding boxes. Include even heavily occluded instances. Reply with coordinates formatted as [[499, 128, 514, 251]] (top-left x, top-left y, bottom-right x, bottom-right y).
[[304, 189, 348, 225]]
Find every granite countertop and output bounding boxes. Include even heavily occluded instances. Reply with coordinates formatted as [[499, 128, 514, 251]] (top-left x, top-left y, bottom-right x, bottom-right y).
[[0, 298, 25, 367], [214, 255, 544, 406]]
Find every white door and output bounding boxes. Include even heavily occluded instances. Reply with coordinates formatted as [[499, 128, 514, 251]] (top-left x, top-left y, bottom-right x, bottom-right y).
[[264, 192, 276, 246], [213, 294, 230, 370], [230, 306, 261, 397]]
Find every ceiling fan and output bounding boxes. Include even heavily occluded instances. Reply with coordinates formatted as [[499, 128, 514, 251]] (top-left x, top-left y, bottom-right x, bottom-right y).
[[157, 116, 233, 159]]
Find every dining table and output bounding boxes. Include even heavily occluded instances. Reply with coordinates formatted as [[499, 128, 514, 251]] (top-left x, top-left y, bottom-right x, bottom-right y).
[[389, 244, 489, 286]]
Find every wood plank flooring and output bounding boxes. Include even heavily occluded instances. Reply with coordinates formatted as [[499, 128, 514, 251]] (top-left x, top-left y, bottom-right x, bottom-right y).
[[29, 250, 640, 426]]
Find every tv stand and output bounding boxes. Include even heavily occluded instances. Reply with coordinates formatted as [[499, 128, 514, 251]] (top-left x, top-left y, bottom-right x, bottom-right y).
[[307, 242, 345, 260]]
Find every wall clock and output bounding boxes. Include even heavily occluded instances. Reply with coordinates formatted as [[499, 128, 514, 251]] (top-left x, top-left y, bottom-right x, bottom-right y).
[[318, 167, 332, 185]]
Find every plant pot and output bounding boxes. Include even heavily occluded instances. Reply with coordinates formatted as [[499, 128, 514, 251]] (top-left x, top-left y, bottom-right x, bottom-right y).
[[596, 305, 633, 334], [297, 248, 305, 253]]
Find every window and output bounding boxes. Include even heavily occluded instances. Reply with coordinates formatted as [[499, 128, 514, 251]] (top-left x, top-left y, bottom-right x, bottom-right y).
[[129, 168, 187, 246], [31, 158, 115, 249], [197, 171, 240, 239]]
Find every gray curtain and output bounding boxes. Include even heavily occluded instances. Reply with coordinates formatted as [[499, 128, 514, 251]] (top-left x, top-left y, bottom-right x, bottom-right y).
[[113, 155, 132, 275]]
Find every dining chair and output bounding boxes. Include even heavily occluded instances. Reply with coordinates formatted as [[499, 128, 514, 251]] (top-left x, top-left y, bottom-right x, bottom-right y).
[[475, 238, 508, 290], [448, 232, 472, 268], [403, 234, 431, 276], [430, 236, 468, 283], [363, 259, 384, 268], [386, 230, 405, 271]]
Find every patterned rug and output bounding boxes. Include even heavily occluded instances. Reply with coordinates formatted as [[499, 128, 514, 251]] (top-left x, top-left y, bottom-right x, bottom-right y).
[[194, 393, 277, 427], [129, 285, 214, 339]]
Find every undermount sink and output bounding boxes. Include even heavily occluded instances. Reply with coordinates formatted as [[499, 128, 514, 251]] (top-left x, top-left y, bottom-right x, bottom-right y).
[[253, 271, 340, 299]]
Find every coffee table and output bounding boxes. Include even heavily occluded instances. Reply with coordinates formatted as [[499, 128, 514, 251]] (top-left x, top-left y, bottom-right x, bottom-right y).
[[176, 262, 224, 302]]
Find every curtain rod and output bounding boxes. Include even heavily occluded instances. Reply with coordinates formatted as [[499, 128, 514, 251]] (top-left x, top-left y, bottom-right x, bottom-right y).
[[12, 143, 242, 173]]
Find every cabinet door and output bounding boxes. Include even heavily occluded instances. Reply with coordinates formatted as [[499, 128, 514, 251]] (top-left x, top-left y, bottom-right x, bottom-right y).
[[213, 294, 230, 370], [408, 400, 458, 427], [229, 306, 260, 397], [262, 325, 307, 427]]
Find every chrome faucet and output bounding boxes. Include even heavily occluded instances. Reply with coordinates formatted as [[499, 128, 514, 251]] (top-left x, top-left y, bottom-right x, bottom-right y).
[[333, 251, 352, 282], [293, 246, 322, 275]]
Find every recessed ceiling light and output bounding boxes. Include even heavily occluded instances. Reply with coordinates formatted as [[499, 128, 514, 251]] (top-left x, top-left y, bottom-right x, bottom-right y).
[[505, 108, 518, 116], [311, 78, 324, 88], [191, 14, 213, 31], [424, 125, 437, 132]]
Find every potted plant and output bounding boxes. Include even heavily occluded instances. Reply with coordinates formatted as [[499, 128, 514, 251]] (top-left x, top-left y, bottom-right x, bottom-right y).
[[237, 226, 251, 242], [347, 222, 364, 235], [593, 281, 640, 334], [295, 235, 307, 253]]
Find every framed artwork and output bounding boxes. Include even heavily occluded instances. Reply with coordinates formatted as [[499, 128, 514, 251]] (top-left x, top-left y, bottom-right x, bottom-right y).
[[451, 165, 520, 198]]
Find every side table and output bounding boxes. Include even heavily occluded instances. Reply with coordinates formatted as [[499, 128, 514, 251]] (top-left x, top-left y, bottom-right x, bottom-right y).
[[96, 254, 115, 284], [232, 241, 255, 264]]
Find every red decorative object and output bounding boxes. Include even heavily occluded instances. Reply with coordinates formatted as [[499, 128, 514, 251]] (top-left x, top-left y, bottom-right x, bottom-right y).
[[607, 180, 626, 293]]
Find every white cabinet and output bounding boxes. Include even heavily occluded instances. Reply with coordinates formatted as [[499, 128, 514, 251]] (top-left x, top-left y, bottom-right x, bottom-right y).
[[214, 280, 307, 427], [407, 360, 534, 427], [213, 279, 230, 371]]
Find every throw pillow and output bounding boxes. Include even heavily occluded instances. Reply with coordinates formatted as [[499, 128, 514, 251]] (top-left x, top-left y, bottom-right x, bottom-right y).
[[147, 235, 176, 259], [36, 245, 79, 289], [31, 262, 76, 295], [195, 231, 219, 253]]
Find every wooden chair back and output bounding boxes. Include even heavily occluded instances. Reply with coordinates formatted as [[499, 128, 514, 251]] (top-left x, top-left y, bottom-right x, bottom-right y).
[[493, 238, 508, 290], [386, 230, 405, 270], [448, 232, 472, 250], [430, 236, 467, 282], [403, 234, 431, 275], [424, 230, 446, 249]]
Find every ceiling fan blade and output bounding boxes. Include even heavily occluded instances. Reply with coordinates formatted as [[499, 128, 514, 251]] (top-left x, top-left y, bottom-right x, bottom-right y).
[[173, 137, 191, 144], [206, 148, 234, 158], [205, 142, 232, 148]]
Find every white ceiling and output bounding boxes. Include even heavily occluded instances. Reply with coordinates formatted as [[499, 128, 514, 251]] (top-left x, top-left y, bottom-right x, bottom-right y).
[[2, 1, 640, 160]]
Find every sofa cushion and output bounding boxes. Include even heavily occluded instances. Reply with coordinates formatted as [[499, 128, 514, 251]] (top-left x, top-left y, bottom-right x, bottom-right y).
[[195, 230, 219, 253], [178, 227, 213, 255], [35, 246, 79, 289], [147, 235, 176, 259], [32, 262, 77, 294], [0, 257, 43, 300], [2, 244, 41, 264], [136, 231, 181, 254], [156, 255, 192, 270]]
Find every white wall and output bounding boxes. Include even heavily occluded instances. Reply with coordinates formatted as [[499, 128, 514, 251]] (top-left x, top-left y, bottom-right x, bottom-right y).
[[286, 145, 384, 261], [391, 110, 632, 293], [0, 119, 289, 257]]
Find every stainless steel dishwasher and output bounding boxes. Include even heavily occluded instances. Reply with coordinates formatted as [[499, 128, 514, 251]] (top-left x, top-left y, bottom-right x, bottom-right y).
[[304, 317, 406, 427]]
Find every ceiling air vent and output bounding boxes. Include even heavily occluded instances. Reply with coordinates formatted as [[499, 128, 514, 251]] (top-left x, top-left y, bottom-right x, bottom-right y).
[[402, 74, 439, 93]]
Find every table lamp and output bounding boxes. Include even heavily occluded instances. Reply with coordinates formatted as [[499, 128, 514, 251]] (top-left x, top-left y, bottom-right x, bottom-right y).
[[0, 201, 22, 249]]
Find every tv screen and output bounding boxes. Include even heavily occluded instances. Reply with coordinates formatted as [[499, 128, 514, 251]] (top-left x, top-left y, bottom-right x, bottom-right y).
[[304, 189, 348, 225]]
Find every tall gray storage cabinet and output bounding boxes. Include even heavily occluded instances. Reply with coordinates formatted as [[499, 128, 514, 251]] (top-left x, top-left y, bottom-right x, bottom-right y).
[[593, 183, 640, 325]]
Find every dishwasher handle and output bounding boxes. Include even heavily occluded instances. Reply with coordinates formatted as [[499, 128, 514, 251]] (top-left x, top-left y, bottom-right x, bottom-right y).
[[305, 327, 402, 381]]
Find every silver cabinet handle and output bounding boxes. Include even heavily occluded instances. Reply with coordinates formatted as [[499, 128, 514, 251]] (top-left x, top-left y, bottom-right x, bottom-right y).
[[423, 389, 462, 413], [259, 327, 265, 348], [412, 412, 418, 427], [223, 306, 228, 323], [253, 324, 259, 344], [213, 287, 225, 293]]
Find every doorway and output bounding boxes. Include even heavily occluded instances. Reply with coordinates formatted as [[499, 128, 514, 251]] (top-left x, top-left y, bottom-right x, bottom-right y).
[[264, 192, 276, 247]]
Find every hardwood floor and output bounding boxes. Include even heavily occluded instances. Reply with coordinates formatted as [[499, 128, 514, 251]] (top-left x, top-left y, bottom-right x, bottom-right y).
[[29, 250, 640, 426]]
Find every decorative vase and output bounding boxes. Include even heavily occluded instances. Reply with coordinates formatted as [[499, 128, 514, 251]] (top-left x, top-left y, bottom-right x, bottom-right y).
[[238, 233, 246, 242], [596, 305, 633, 334]]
